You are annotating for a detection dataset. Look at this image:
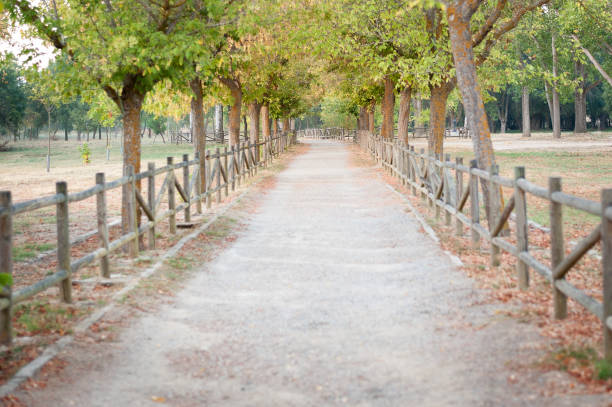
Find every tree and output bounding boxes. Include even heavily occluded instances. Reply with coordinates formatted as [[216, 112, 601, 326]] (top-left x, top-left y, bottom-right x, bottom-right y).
[[0, 55, 26, 140], [4, 0, 236, 233]]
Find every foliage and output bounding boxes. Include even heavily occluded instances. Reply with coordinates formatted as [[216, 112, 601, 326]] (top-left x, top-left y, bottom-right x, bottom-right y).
[[78, 142, 90, 164], [0, 54, 27, 138]]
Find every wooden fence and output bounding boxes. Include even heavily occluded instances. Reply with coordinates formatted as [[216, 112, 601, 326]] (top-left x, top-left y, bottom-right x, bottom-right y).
[[0, 133, 295, 344], [298, 128, 357, 141], [354, 131, 612, 360]]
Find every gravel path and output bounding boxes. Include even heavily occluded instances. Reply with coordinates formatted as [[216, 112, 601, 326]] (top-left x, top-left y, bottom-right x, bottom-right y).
[[14, 140, 609, 406]]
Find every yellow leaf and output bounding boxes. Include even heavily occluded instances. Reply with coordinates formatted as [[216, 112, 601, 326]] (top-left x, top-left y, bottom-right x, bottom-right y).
[[151, 396, 166, 403]]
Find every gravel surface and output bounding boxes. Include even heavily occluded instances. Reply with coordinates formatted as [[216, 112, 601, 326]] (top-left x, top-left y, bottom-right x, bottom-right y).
[[12, 140, 610, 406]]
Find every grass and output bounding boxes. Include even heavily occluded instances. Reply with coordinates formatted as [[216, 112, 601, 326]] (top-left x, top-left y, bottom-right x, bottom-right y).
[[13, 301, 80, 335], [546, 346, 612, 381], [12, 242, 55, 261]]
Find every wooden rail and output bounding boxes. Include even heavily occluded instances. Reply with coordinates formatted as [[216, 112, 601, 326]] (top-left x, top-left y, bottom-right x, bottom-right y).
[[298, 128, 357, 141], [0, 133, 295, 344], [353, 131, 612, 361]]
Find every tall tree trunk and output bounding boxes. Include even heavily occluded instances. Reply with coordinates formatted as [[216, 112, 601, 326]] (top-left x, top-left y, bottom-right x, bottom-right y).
[[522, 86, 531, 137], [64, 128, 68, 141], [358, 106, 368, 131], [497, 90, 509, 133], [367, 102, 375, 134], [544, 81, 554, 130], [397, 86, 412, 144], [574, 60, 587, 134], [219, 78, 242, 147], [248, 102, 261, 161], [429, 81, 454, 156], [282, 118, 290, 135], [120, 87, 145, 236], [190, 78, 206, 194], [214, 104, 224, 143], [272, 119, 278, 136], [98, 126, 102, 140], [551, 32, 561, 139], [447, 3, 497, 227], [380, 75, 395, 140], [261, 104, 271, 140], [414, 94, 425, 137]]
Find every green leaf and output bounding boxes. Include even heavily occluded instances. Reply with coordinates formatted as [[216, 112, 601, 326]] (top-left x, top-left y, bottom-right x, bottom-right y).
[[0, 273, 13, 288]]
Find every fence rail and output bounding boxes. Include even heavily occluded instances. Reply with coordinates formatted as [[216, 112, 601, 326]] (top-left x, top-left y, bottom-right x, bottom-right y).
[[352, 130, 612, 360], [297, 128, 357, 141], [0, 133, 295, 344]]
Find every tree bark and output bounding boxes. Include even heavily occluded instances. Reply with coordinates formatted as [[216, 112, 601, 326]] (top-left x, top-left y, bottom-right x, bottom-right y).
[[380, 75, 395, 140], [367, 101, 375, 134], [219, 78, 242, 147], [574, 60, 587, 134], [282, 117, 290, 135], [272, 118, 278, 137], [120, 87, 145, 236], [447, 2, 497, 227], [261, 104, 271, 140], [397, 86, 412, 144], [522, 86, 531, 137], [551, 32, 561, 139], [414, 94, 425, 137], [429, 81, 454, 156], [190, 77, 206, 194], [214, 104, 224, 143], [358, 106, 368, 131], [248, 102, 261, 161]]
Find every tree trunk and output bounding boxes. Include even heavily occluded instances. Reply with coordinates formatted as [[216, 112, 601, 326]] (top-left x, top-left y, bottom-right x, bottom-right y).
[[380, 75, 395, 140], [190, 77, 206, 194], [64, 128, 68, 141], [551, 32, 561, 139], [77, 130, 81, 141], [397, 86, 412, 144], [248, 102, 261, 161], [544, 81, 554, 130], [574, 60, 587, 134], [282, 118, 290, 135], [214, 104, 224, 143], [98, 126, 102, 140], [220, 78, 242, 147], [261, 104, 271, 140], [367, 102, 375, 134], [414, 94, 425, 137], [429, 81, 454, 156], [522, 86, 531, 137], [272, 119, 278, 137], [447, 3, 497, 227], [120, 87, 145, 236], [498, 90, 509, 134], [358, 106, 368, 131]]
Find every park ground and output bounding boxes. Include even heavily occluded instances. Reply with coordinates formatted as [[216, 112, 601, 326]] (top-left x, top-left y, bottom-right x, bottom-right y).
[[0, 132, 611, 403]]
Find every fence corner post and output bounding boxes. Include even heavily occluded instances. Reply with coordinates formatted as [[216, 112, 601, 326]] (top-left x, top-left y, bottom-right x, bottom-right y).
[[0, 191, 13, 344], [182, 154, 191, 223], [95, 173, 110, 277], [469, 160, 480, 250], [514, 166, 529, 289], [56, 181, 73, 302], [147, 163, 156, 249], [601, 188, 612, 361], [489, 164, 500, 267], [455, 157, 464, 237], [166, 157, 176, 234]]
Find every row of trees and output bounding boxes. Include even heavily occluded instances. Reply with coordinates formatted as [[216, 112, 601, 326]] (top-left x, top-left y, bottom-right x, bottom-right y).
[[3, 0, 611, 228]]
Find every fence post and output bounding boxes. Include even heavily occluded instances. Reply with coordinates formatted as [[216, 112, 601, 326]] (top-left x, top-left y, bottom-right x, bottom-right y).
[[205, 151, 211, 209], [444, 154, 451, 226], [216, 147, 221, 204], [410, 146, 416, 195], [167, 158, 176, 233], [549, 177, 566, 319], [183, 154, 191, 223], [433, 155, 439, 214], [95, 173, 110, 277], [601, 189, 612, 361], [0, 191, 13, 344], [223, 146, 229, 197], [56, 181, 72, 302], [455, 157, 464, 236], [193, 153, 202, 214], [419, 149, 426, 201], [147, 163, 156, 249], [514, 166, 529, 289], [231, 146, 236, 192], [469, 160, 480, 249], [489, 164, 500, 267], [125, 166, 139, 257]]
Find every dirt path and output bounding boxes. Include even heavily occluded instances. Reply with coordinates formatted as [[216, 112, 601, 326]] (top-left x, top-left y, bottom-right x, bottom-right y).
[[10, 140, 609, 406]]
